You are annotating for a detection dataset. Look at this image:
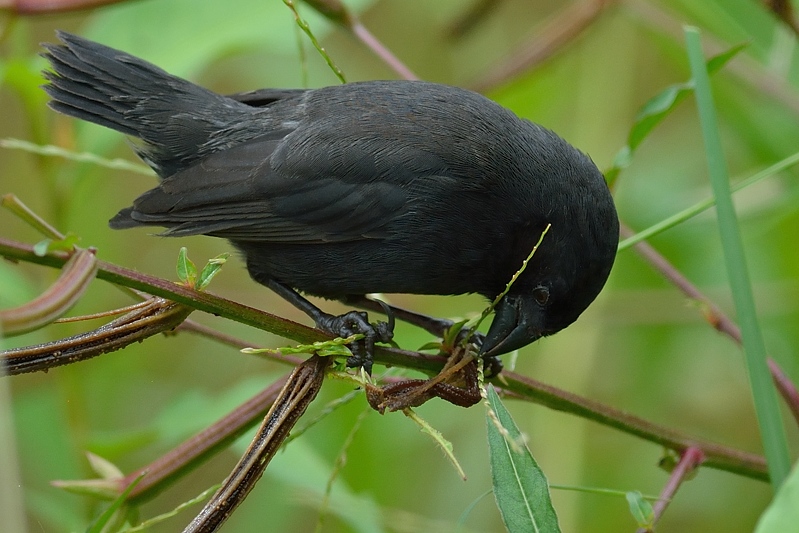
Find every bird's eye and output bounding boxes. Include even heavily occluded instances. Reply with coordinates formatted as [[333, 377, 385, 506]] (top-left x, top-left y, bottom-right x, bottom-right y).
[[533, 287, 549, 306]]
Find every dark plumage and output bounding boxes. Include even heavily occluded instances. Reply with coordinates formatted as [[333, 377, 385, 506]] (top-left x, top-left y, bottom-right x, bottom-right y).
[[42, 31, 619, 367]]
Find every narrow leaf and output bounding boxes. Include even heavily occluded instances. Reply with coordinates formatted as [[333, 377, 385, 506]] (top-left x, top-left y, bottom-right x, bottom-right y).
[[618, 150, 799, 251], [86, 452, 124, 480], [175, 247, 197, 287], [1, 193, 65, 240], [467, 224, 550, 337], [605, 41, 747, 183], [196, 252, 230, 290], [685, 26, 790, 488], [1, 138, 153, 175], [625, 491, 655, 529], [485, 385, 560, 533], [241, 334, 362, 357], [51, 478, 120, 500]]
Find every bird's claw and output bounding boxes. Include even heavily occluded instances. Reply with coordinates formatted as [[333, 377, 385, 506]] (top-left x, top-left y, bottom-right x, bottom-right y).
[[316, 311, 394, 374]]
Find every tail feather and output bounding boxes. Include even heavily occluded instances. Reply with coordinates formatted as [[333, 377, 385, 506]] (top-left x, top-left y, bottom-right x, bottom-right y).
[[42, 31, 254, 177]]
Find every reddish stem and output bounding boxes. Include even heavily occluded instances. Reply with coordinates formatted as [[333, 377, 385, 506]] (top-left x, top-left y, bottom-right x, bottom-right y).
[[637, 447, 705, 533]]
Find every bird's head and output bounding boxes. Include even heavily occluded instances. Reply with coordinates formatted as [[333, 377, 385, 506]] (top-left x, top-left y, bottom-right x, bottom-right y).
[[480, 171, 619, 358], [480, 233, 617, 357]]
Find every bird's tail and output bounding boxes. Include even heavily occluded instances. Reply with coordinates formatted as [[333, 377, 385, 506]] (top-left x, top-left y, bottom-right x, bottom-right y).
[[42, 31, 251, 177]]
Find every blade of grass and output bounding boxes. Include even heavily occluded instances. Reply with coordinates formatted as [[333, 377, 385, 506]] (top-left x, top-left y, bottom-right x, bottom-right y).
[[0, 138, 152, 175], [618, 151, 799, 251], [685, 26, 790, 489]]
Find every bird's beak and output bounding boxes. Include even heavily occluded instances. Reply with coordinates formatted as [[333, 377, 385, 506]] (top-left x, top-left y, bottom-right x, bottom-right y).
[[481, 294, 542, 357]]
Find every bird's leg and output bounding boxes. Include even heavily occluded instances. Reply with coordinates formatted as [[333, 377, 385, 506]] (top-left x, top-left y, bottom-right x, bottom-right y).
[[264, 280, 393, 374], [341, 294, 502, 376], [341, 295, 456, 337]]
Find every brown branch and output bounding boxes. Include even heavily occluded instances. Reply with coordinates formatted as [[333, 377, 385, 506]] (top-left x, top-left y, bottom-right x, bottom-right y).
[[0, 237, 444, 372], [350, 22, 419, 81], [3, 297, 192, 374], [1, 235, 770, 482]]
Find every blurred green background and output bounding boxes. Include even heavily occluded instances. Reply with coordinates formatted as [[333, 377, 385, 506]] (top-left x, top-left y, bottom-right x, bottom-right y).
[[2, 0, 799, 531]]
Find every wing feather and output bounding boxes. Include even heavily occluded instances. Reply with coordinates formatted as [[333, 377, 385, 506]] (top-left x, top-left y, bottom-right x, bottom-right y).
[[111, 137, 408, 243]]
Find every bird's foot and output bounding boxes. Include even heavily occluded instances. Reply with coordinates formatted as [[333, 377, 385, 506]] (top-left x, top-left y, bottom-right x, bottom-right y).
[[316, 311, 394, 374]]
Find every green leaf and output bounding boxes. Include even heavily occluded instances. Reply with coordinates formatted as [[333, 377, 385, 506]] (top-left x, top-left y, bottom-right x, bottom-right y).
[[32, 233, 80, 257], [604, 41, 747, 183], [417, 341, 444, 352], [706, 42, 749, 74], [442, 318, 469, 348], [86, 452, 123, 481], [485, 385, 560, 533], [625, 491, 654, 529], [196, 252, 230, 291], [754, 461, 799, 533], [51, 478, 120, 501], [175, 247, 197, 287], [85, 471, 144, 533], [241, 334, 362, 357]]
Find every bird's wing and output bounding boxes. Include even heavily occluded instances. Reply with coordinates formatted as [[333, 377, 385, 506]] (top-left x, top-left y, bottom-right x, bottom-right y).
[[111, 135, 410, 243]]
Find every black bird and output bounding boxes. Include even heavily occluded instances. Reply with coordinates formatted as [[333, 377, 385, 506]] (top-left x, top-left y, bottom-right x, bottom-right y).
[[42, 31, 619, 372]]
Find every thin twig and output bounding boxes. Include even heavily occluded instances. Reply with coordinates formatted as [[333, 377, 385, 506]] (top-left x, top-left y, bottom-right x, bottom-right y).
[[636, 447, 705, 533], [350, 22, 419, 80], [446, 0, 505, 39], [620, 224, 799, 426]]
